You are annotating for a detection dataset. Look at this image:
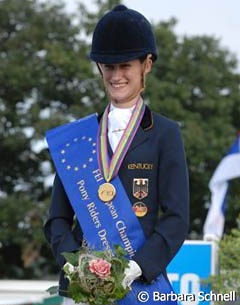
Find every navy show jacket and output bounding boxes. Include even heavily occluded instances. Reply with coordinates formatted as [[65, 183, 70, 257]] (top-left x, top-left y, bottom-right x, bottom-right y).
[[44, 105, 189, 296]]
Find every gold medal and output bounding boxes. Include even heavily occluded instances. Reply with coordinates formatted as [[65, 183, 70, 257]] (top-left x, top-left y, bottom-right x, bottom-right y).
[[98, 182, 116, 202], [133, 202, 148, 217]]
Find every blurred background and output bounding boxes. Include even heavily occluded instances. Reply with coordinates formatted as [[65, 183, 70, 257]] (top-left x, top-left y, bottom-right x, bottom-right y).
[[0, 0, 240, 304]]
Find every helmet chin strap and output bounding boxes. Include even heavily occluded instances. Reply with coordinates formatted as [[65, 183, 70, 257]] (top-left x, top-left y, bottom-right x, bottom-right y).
[[97, 54, 152, 107], [140, 54, 152, 93]]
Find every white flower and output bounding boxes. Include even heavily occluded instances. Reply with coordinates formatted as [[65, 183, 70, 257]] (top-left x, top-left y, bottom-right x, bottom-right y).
[[63, 262, 75, 275]]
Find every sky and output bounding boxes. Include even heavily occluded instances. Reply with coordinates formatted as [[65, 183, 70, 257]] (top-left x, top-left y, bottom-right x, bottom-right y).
[[62, 0, 240, 68]]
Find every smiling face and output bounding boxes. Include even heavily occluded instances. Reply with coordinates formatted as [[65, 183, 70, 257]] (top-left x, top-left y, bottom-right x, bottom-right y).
[[98, 58, 152, 108]]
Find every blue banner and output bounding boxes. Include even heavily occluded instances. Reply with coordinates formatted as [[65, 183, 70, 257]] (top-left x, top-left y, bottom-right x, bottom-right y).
[[167, 241, 216, 305]]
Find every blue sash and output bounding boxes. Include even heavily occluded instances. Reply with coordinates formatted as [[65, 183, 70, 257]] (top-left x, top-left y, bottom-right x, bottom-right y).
[[46, 114, 177, 305]]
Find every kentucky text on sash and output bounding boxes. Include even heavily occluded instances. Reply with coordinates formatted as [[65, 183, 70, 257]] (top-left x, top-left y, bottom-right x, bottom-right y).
[[46, 114, 177, 305]]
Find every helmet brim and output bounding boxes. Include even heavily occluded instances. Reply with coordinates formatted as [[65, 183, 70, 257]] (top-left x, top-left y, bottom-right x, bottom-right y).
[[89, 50, 157, 64]]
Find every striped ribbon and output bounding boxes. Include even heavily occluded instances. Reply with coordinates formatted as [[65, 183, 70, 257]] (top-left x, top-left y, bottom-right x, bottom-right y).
[[97, 98, 145, 182]]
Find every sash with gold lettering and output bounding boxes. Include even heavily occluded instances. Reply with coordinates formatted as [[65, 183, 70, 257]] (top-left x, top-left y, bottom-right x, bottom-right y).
[[46, 113, 177, 305]]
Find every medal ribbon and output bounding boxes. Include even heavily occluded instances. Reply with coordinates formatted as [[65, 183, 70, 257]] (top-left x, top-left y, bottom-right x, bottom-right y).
[[98, 98, 145, 182]]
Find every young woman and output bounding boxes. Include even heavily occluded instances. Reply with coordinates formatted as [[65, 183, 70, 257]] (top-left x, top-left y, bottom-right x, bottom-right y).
[[44, 5, 189, 305]]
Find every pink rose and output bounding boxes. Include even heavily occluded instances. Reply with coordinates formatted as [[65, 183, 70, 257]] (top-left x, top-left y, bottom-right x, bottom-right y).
[[89, 258, 111, 279]]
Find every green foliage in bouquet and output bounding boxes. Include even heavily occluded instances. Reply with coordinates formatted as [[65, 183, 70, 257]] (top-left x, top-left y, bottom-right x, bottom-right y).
[[62, 245, 130, 305], [208, 222, 240, 304]]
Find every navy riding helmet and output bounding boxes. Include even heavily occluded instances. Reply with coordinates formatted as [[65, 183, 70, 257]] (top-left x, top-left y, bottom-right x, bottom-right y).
[[89, 4, 158, 64]]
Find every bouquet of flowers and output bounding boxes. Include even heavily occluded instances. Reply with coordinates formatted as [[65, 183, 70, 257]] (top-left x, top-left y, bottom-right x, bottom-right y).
[[52, 245, 130, 305]]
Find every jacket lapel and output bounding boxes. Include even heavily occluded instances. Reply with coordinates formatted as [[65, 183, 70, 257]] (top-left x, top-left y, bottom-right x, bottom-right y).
[[128, 105, 153, 152], [127, 126, 149, 152]]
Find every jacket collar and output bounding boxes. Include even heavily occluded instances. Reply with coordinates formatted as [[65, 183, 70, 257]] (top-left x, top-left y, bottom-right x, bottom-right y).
[[98, 104, 153, 154], [140, 105, 153, 131], [97, 104, 153, 131]]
